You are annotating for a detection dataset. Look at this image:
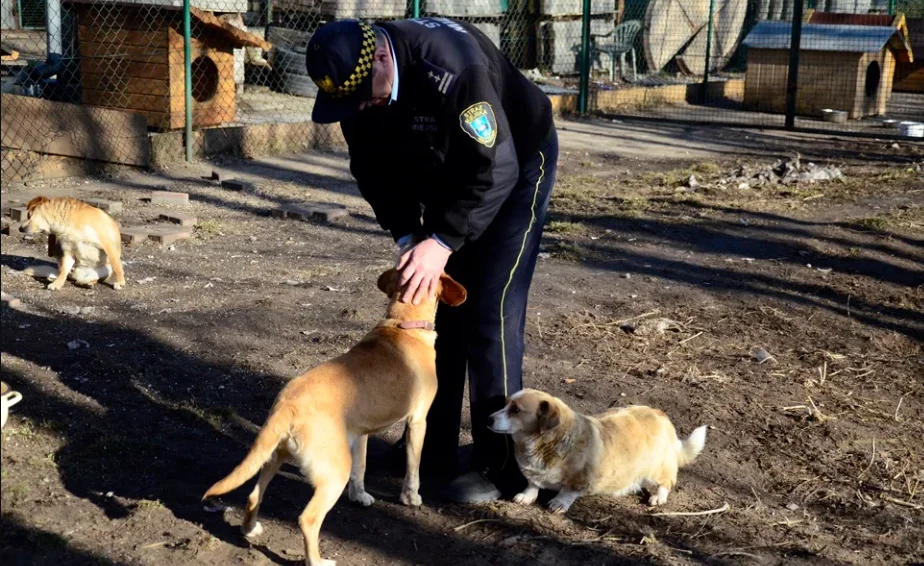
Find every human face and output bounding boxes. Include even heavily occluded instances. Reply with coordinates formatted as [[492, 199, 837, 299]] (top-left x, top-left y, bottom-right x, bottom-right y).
[[359, 40, 394, 110]]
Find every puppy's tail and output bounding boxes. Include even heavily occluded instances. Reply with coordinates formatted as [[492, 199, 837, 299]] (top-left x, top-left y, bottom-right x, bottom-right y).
[[677, 425, 708, 467], [202, 408, 291, 501]]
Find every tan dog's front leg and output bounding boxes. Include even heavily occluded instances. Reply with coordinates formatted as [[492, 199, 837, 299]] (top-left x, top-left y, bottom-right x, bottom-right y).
[[101, 240, 126, 290], [399, 417, 425, 506], [48, 253, 75, 290], [347, 435, 374, 506]]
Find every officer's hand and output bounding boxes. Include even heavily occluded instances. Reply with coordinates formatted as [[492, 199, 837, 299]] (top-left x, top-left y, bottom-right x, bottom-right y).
[[396, 238, 452, 305]]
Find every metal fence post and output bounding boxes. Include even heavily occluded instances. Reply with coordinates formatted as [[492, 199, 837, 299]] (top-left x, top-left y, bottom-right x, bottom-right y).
[[577, 0, 592, 114], [784, 0, 804, 130], [183, 0, 193, 161], [888, 0, 895, 15], [701, 0, 715, 103], [413, 0, 420, 18]]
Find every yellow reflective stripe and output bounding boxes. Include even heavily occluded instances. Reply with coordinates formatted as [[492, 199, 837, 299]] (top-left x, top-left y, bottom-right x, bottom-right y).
[[499, 150, 546, 396]]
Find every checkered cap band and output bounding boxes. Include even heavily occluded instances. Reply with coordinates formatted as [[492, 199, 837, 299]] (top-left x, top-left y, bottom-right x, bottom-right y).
[[329, 22, 376, 99]]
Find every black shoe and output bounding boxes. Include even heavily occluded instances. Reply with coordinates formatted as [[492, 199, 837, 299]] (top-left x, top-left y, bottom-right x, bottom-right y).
[[441, 470, 503, 503]]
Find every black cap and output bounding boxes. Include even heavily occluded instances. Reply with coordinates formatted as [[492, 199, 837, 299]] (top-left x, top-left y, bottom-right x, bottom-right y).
[[305, 20, 377, 124]]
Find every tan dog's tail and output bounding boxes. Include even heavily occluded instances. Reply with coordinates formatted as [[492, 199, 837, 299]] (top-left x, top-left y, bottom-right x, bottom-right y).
[[677, 425, 707, 467], [202, 408, 291, 500]]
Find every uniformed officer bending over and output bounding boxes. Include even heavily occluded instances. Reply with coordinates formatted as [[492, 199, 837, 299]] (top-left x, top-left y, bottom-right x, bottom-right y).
[[305, 16, 558, 503]]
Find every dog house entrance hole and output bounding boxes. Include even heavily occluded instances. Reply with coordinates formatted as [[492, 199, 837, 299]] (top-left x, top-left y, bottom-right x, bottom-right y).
[[864, 61, 881, 98], [191, 56, 219, 102]]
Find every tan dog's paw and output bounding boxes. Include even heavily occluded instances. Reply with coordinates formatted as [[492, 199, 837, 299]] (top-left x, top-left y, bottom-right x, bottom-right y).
[[513, 489, 538, 505], [349, 489, 375, 507], [647, 486, 669, 506], [312, 560, 336, 566], [112, 282, 124, 291], [547, 498, 572, 513], [399, 489, 422, 507], [241, 521, 264, 538]]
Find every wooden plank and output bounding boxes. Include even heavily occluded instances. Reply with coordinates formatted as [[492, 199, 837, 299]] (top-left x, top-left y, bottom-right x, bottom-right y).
[[81, 72, 171, 96], [80, 58, 170, 80], [0, 94, 150, 166], [78, 25, 166, 48], [74, 4, 175, 32], [79, 41, 168, 61], [675, 0, 747, 76], [82, 88, 172, 113]]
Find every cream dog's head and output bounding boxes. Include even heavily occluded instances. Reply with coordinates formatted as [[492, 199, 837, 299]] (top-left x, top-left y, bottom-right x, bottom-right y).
[[489, 389, 563, 436], [19, 196, 52, 234]]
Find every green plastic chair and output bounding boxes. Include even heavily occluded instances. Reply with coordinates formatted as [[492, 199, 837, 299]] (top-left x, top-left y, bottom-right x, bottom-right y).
[[591, 19, 642, 82]]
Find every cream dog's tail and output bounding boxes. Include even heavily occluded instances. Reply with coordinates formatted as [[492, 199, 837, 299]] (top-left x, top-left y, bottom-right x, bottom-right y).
[[677, 425, 708, 467], [202, 408, 292, 500]]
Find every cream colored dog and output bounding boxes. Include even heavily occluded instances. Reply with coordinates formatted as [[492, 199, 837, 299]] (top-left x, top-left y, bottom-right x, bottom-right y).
[[489, 388, 707, 513], [18, 196, 125, 290], [203, 268, 466, 566]]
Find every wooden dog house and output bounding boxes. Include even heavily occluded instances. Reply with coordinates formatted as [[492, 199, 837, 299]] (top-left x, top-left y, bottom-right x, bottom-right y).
[[67, 0, 271, 130], [741, 21, 913, 119], [802, 10, 921, 94]]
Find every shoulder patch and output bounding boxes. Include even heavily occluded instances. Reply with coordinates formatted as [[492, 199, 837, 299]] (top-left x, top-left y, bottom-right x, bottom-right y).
[[422, 59, 456, 95], [459, 102, 497, 148]]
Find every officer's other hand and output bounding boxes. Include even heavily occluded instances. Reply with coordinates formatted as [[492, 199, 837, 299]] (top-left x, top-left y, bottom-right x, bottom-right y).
[[396, 238, 452, 305]]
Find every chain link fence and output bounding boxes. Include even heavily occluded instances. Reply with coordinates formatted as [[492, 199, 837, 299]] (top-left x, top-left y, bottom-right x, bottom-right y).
[[1, 0, 921, 183]]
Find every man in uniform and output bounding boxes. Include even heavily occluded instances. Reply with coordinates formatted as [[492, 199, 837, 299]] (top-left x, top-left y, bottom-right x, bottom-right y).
[[305, 16, 558, 503]]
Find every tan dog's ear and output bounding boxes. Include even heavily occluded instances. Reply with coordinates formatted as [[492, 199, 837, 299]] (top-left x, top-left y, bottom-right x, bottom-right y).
[[438, 273, 467, 306], [377, 268, 400, 297], [537, 400, 560, 432], [26, 196, 50, 214]]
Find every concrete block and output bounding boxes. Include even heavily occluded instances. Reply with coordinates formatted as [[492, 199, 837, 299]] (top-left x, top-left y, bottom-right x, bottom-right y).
[[540, 0, 613, 16], [220, 179, 257, 192], [121, 226, 150, 245], [85, 199, 123, 214], [2, 221, 22, 235], [9, 207, 28, 222], [149, 191, 190, 206], [427, 0, 503, 17], [539, 19, 611, 75], [148, 225, 193, 246], [159, 212, 198, 227], [274, 202, 348, 223]]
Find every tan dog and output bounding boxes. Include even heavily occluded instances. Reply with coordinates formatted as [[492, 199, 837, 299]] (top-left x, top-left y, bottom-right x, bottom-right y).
[[489, 389, 706, 513], [203, 268, 466, 566], [19, 196, 126, 290]]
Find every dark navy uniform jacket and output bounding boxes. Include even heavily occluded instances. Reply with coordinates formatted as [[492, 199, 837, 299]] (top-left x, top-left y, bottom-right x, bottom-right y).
[[339, 17, 555, 252]]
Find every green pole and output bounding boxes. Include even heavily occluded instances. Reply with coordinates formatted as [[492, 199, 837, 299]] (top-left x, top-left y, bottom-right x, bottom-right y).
[[577, 0, 591, 114], [702, 0, 715, 102], [183, 0, 192, 162], [888, 0, 895, 15], [266, 0, 273, 25], [413, 0, 420, 17]]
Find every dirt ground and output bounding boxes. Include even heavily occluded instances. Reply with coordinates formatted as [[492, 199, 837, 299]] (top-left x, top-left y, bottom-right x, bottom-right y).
[[1, 119, 922, 566]]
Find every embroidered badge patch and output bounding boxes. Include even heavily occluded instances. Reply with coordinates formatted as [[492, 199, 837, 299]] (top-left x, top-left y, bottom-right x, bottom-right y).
[[459, 102, 497, 148], [314, 75, 336, 94]]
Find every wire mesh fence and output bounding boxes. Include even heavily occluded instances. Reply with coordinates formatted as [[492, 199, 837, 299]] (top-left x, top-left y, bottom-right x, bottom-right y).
[[1, 0, 921, 184]]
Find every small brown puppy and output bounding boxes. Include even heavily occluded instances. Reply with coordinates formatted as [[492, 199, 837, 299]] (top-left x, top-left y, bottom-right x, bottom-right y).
[[489, 389, 706, 513], [203, 268, 466, 566], [19, 196, 126, 290]]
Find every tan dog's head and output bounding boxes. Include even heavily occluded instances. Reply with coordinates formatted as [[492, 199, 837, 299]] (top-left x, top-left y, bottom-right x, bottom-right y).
[[376, 268, 467, 308], [489, 389, 563, 436], [19, 196, 52, 234]]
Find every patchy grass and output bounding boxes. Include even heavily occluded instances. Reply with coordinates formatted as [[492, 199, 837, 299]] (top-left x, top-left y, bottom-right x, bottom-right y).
[[196, 220, 222, 237], [853, 216, 892, 231], [546, 220, 588, 236]]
